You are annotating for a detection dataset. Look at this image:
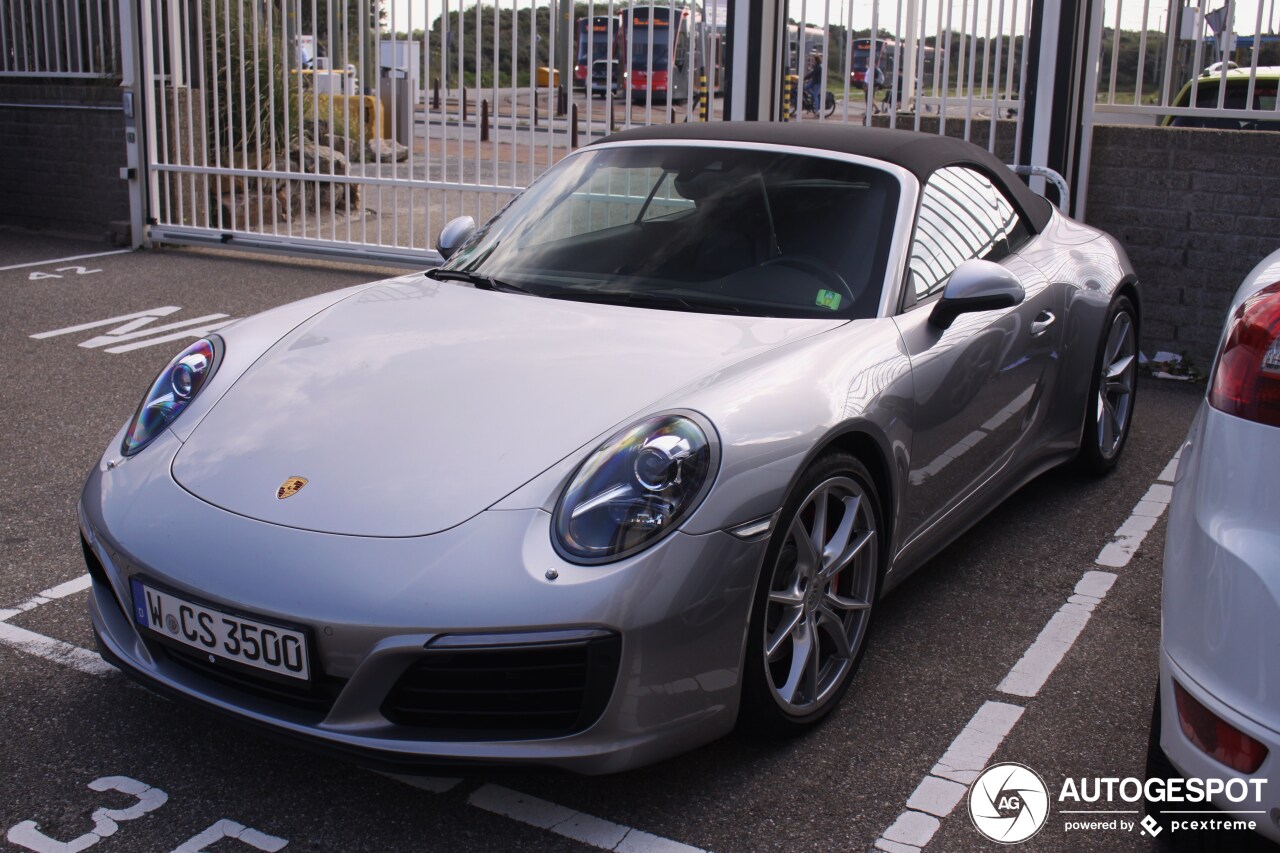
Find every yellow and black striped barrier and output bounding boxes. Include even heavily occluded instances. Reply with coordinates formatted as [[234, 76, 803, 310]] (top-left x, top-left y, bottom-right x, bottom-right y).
[[699, 73, 709, 122], [783, 74, 798, 121]]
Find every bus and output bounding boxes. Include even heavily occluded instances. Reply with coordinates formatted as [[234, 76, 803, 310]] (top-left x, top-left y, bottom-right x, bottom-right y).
[[786, 24, 826, 74], [850, 37, 936, 92], [574, 15, 625, 93], [626, 5, 724, 104]]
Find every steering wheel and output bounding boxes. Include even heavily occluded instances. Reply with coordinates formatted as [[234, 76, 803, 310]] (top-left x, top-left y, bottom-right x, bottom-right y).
[[758, 254, 856, 308]]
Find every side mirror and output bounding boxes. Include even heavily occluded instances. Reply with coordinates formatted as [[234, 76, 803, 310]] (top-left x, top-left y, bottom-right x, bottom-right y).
[[929, 259, 1025, 330], [437, 215, 476, 261]]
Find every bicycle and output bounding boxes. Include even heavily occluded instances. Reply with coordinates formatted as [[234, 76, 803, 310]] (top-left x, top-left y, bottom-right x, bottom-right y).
[[788, 88, 837, 118]]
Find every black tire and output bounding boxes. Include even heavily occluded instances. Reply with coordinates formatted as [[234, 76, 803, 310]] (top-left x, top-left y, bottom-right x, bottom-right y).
[[739, 452, 885, 736], [823, 91, 837, 117], [1077, 295, 1138, 474]]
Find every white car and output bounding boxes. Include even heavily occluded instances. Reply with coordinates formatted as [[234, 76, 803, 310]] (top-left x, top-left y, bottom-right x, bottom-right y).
[[1148, 247, 1280, 846]]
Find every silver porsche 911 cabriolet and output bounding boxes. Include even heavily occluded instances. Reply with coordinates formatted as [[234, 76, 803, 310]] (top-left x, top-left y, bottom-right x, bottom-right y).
[[81, 124, 1139, 774]]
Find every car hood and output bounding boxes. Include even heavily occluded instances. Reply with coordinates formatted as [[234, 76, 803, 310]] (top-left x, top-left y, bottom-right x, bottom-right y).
[[172, 277, 841, 536]]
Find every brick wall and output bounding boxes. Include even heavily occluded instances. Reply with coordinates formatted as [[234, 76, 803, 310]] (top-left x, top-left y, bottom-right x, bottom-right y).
[[1084, 125, 1280, 370], [0, 80, 129, 236]]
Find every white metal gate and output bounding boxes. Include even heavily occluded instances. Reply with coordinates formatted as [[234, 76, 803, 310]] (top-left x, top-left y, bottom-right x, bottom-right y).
[[777, 0, 1033, 156], [139, 0, 734, 265], [135, 0, 1037, 265]]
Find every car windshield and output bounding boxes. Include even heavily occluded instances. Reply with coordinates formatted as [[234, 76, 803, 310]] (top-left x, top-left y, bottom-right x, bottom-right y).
[[442, 145, 900, 319]]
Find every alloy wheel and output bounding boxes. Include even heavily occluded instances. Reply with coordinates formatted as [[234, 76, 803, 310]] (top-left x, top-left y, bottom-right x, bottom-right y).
[[763, 475, 878, 716], [1097, 310, 1137, 459]]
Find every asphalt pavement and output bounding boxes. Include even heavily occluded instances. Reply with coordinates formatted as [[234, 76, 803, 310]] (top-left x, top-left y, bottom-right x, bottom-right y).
[[0, 229, 1216, 852]]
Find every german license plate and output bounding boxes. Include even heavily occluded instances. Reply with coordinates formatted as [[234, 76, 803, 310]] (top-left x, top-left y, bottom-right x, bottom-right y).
[[130, 579, 310, 681]]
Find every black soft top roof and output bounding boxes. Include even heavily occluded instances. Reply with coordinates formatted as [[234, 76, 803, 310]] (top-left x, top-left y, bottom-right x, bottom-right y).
[[595, 123, 1053, 232]]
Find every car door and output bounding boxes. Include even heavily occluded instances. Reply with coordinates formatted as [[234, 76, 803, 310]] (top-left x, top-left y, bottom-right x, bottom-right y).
[[892, 166, 1064, 555]]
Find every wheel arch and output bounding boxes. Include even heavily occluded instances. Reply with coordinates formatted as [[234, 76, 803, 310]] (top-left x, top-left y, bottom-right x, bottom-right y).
[[779, 421, 900, 571], [1115, 274, 1142, 334]]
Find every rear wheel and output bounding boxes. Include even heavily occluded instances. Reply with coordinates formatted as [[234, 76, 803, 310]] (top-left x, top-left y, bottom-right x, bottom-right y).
[[1077, 295, 1137, 474], [740, 453, 883, 734]]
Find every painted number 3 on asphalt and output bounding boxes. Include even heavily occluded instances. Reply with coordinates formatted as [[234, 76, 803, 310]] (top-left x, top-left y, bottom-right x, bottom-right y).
[[5, 776, 287, 852]]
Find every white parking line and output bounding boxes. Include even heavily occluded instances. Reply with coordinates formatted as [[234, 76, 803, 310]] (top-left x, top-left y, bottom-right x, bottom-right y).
[[997, 571, 1117, 698], [873, 454, 1179, 851], [2, 574, 93, 619], [0, 574, 115, 677], [0, 622, 115, 677], [1094, 482, 1171, 568], [469, 785, 708, 853], [0, 249, 130, 273]]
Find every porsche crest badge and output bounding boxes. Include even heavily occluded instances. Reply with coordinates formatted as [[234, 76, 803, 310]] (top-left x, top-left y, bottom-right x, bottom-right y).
[[277, 476, 308, 500]]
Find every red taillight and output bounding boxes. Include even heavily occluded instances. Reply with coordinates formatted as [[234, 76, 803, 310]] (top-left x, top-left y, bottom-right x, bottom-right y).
[[1174, 681, 1269, 774], [1208, 280, 1280, 427]]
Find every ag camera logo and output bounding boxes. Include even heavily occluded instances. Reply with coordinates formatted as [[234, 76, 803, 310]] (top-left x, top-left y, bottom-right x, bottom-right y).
[[968, 762, 1051, 844]]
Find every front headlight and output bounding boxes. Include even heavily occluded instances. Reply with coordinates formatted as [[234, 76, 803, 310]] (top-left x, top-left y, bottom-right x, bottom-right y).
[[122, 337, 222, 456], [553, 413, 717, 563]]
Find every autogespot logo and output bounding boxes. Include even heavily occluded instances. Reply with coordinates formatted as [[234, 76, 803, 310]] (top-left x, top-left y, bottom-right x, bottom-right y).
[[968, 763, 1051, 844]]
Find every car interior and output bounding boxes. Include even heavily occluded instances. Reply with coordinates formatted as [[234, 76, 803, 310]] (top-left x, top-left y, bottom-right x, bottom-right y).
[[478, 151, 899, 319]]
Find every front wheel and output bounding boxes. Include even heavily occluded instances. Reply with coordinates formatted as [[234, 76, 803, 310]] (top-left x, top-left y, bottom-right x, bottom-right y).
[[1077, 295, 1138, 474], [739, 453, 883, 735]]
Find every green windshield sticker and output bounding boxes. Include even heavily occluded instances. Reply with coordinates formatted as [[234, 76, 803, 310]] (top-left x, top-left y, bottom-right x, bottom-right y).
[[815, 289, 843, 311]]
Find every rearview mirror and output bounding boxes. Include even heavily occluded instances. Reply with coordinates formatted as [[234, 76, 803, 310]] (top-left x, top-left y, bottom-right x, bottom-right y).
[[929, 259, 1025, 330], [437, 216, 476, 261]]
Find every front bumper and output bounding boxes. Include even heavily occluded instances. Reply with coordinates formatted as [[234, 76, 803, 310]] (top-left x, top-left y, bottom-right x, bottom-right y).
[[81, 432, 768, 774]]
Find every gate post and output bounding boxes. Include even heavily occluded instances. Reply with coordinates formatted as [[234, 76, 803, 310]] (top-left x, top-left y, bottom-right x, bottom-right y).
[[1020, 0, 1098, 216], [726, 0, 786, 120], [117, 0, 145, 248]]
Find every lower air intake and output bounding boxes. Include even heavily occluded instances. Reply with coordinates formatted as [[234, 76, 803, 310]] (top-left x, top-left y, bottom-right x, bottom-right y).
[[381, 632, 621, 740]]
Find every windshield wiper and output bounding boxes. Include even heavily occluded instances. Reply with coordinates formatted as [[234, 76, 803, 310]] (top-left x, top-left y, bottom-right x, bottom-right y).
[[425, 268, 530, 294], [542, 289, 741, 315]]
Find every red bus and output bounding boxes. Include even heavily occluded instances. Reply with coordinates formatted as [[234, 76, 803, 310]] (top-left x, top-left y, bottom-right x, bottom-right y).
[[575, 15, 625, 93], [627, 5, 723, 104]]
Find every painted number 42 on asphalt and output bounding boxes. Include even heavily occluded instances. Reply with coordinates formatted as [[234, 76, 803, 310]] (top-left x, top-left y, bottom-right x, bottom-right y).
[[29, 265, 101, 280]]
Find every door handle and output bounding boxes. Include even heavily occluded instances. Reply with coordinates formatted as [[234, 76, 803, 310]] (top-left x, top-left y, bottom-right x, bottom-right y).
[[1031, 310, 1056, 337]]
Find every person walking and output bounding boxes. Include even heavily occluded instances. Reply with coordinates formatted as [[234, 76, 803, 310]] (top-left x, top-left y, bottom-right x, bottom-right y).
[[870, 63, 885, 113]]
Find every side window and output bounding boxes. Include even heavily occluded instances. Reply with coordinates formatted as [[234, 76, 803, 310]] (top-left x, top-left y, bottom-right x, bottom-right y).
[[907, 166, 1029, 304]]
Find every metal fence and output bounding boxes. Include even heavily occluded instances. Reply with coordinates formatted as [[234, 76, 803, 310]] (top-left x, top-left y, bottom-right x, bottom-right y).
[[1, 0, 120, 77], [142, 0, 736, 264], [137, 0, 1040, 265], [779, 0, 1032, 157], [8, 0, 1279, 261], [1088, 0, 1280, 126]]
